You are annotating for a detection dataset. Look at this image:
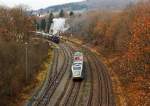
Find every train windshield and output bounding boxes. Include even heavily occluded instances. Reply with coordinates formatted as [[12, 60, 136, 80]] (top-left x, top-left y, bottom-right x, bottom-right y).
[[73, 63, 82, 65], [73, 66, 81, 70]]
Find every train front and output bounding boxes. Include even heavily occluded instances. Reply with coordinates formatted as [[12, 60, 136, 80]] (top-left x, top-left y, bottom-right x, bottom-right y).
[[71, 52, 83, 80]]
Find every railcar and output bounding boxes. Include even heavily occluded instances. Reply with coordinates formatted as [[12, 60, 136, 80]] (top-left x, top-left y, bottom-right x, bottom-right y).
[[51, 36, 60, 44], [71, 52, 84, 80]]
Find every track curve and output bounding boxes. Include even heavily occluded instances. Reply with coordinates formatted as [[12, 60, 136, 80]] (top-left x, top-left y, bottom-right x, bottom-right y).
[[28, 42, 115, 106]]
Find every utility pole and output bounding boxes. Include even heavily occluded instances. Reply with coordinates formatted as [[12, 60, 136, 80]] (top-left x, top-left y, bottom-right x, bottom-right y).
[[25, 42, 28, 82]]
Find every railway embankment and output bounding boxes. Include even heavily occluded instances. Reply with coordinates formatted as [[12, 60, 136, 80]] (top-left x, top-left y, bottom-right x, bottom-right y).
[[22, 46, 54, 106]]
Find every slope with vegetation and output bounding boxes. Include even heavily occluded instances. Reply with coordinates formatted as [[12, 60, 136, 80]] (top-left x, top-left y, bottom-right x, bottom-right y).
[[0, 6, 51, 106], [68, 1, 150, 105]]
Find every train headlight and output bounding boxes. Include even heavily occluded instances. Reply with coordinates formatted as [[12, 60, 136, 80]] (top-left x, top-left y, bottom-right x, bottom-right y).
[[74, 71, 80, 76]]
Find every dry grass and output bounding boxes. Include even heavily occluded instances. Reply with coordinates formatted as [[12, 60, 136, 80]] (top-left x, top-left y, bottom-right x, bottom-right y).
[[12, 49, 53, 106]]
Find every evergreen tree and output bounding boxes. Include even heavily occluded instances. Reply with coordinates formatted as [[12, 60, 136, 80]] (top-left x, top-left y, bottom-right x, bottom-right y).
[[36, 23, 40, 31], [33, 19, 40, 31], [46, 12, 54, 33], [40, 19, 46, 31], [69, 11, 74, 17], [59, 9, 65, 17]]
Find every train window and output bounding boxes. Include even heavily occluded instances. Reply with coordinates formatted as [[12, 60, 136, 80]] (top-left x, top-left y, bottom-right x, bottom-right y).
[[73, 63, 81, 65], [73, 67, 81, 70]]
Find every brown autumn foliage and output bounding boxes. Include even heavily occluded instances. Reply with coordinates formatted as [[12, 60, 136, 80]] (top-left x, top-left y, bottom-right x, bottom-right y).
[[0, 6, 35, 42], [0, 7, 49, 106], [115, 2, 150, 105], [69, 1, 150, 105]]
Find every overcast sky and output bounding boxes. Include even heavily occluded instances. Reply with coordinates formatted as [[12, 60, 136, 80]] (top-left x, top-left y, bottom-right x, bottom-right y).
[[0, 0, 85, 10]]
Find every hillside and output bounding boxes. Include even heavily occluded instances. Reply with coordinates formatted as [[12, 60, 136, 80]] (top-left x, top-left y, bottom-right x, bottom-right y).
[[32, 2, 87, 15], [33, 0, 137, 15], [87, 0, 138, 9], [43, 2, 87, 12]]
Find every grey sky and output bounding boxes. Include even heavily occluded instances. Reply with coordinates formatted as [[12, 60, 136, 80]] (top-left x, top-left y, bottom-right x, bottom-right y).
[[0, 0, 85, 10]]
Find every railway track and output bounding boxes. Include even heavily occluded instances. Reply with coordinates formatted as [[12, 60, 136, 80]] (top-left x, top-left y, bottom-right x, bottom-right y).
[[86, 50, 115, 106], [62, 82, 81, 106], [66, 44, 92, 106], [67, 43, 114, 106], [30, 48, 59, 105], [31, 43, 71, 106], [94, 54, 115, 106], [65, 41, 115, 106], [53, 44, 82, 106], [39, 45, 68, 105], [65, 42, 102, 106], [27, 41, 115, 106], [32, 48, 60, 105]]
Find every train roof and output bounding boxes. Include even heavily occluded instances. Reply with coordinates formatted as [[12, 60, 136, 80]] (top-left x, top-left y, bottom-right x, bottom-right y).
[[73, 52, 83, 63], [73, 52, 83, 56]]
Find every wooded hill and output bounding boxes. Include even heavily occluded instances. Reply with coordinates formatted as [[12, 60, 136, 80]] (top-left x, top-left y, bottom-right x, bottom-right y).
[[33, 0, 137, 15]]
